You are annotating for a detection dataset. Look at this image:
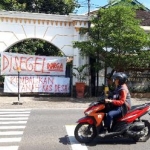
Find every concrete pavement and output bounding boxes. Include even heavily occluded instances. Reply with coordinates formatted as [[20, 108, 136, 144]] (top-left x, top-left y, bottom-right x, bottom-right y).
[[0, 96, 93, 109], [0, 96, 149, 109]]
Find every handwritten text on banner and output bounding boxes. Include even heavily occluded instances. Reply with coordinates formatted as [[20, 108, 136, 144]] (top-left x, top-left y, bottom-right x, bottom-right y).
[[1, 52, 67, 75], [4, 76, 70, 93]]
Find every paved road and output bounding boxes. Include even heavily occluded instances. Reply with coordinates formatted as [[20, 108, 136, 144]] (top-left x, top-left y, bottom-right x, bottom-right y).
[[0, 108, 84, 150], [0, 108, 150, 150], [0, 109, 31, 150], [0, 96, 150, 150]]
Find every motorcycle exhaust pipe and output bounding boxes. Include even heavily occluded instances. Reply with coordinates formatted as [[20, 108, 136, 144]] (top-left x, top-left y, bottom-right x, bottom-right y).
[[126, 130, 145, 138]]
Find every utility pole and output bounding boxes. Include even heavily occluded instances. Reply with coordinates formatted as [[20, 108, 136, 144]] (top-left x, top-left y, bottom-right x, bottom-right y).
[[87, 0, 92, 97], [88, 0, 90, 17]]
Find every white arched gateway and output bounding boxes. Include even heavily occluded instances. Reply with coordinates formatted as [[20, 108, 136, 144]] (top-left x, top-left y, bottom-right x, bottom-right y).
[[0, 11, 89, 83]]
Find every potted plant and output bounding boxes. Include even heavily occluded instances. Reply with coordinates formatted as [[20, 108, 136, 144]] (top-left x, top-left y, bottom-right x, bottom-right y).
[[72, 64, 89, 98]]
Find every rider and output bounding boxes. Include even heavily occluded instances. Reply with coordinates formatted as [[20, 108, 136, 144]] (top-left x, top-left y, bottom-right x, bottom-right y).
[[104, 72, 131, 132]]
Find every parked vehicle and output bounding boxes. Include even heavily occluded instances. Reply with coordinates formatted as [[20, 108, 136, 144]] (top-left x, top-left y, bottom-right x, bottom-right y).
[[74, 99, 150, 143]]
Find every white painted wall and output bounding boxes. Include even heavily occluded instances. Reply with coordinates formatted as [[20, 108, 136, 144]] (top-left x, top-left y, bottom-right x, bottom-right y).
[[0, 11, 89, 85]]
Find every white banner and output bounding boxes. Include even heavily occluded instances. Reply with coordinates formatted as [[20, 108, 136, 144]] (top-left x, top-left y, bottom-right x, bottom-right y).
[[1, 52, 67, 75], [4, 76, 70, 93]]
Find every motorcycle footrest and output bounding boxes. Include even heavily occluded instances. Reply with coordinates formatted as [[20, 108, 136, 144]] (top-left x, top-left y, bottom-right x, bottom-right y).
[[99, 131, 122, 138]]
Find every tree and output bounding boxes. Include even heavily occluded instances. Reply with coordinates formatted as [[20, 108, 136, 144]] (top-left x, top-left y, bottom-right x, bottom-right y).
[[0, 0, 80, 15], [7, 39, 63, 56], [0, 0, 26, 11], [73, 0, 150, 73]]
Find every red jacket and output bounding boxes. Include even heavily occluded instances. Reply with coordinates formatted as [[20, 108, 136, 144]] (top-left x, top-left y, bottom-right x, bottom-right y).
[[112, 84, 131, 110]]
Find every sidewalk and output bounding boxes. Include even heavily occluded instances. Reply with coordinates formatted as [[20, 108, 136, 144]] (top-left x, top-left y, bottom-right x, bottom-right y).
[[0, 96, 93, 109], [0, 96, 149, 109]]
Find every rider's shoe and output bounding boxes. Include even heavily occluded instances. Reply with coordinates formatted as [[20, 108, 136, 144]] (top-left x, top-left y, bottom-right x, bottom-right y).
[[100, 127, 108, 134]]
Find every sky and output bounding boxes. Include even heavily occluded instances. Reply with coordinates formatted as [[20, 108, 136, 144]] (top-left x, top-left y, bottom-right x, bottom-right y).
[[76, 0, 150, 14]]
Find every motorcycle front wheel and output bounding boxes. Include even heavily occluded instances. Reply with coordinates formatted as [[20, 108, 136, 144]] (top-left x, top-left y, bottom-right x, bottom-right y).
[[74, 123, 97, 143]]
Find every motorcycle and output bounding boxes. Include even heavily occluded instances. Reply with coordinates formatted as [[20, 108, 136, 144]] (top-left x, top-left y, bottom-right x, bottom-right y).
[[74, 99, 150, 143]]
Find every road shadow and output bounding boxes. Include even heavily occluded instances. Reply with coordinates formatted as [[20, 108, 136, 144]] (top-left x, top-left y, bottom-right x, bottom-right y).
[[86, 136, 136, 146], [59, 135, 136, 147], [59, 135, 71, 145]]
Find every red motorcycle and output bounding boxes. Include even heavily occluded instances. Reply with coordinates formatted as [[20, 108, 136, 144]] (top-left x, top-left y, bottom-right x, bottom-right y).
[[74, 99, 150, 143]]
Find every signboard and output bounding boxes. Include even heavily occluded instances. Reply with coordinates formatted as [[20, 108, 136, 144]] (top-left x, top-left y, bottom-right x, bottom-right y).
[[4, 76, 70, 93], [1, 52, 67, 75]]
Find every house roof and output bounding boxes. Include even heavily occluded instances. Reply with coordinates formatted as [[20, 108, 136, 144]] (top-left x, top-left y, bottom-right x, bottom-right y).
[[136, 10, 150, 26], [103, 0, 150, 12], [88, 0, 150, 26], [89, 0, 150, 15]]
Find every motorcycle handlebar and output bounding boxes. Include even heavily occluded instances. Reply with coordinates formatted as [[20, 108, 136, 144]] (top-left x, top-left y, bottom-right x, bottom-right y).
[[89, 100, 105, 107], [89, 94, 113, 107]]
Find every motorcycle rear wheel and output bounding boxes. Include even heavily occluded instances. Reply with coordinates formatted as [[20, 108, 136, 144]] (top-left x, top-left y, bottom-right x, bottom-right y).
[[133, 120, 150, 142], [74, 123, 97, 143]]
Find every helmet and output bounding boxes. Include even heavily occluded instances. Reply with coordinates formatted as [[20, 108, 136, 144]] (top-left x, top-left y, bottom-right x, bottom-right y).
[[112, 72, 128, 85]]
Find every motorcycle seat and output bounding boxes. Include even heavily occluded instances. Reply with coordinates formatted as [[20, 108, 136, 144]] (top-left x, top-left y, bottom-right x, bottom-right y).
[[129, 104, 147, 112]]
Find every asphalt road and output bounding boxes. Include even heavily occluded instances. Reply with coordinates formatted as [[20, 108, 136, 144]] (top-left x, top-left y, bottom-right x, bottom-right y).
[[0, 108, 150, 150], [19, 109, 73, 150]]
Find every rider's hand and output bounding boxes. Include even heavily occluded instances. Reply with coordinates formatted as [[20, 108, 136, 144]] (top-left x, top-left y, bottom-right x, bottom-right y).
[[105, 99, 112, 103]]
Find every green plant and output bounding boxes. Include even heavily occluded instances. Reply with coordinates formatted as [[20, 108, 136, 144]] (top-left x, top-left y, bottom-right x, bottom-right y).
[[72, 64, 89, 82]]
